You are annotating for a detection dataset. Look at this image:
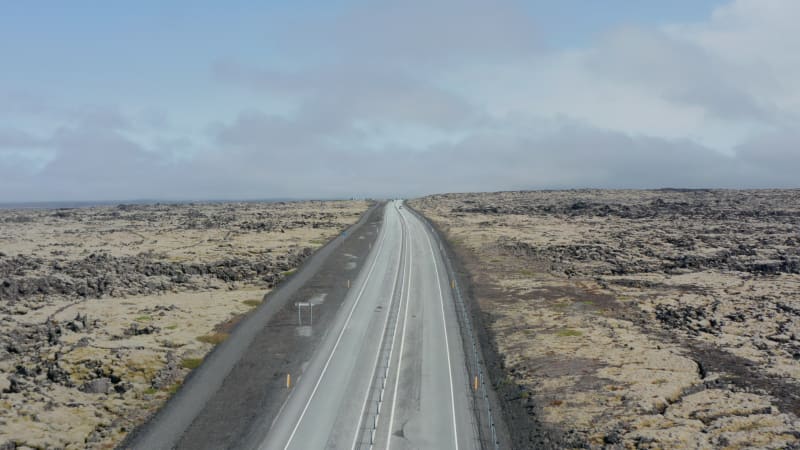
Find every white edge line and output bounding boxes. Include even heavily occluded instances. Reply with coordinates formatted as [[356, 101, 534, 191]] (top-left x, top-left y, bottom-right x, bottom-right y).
[[422, 213, 460, 450], [350, 202, 407, 449], [278, 204, 391, 450], [386, 205, 414, 450]]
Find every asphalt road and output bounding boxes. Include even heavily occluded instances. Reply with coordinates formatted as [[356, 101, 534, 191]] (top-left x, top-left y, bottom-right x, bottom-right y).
[[125, 204, 383, 450], [259, 201, 479, 450], [125, 201, 479, 449]]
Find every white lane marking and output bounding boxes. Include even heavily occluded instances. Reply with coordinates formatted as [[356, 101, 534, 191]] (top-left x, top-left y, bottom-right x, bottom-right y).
[[278, 205, 391, 450], [350, 203, 407, 450], [371, 208, 410, 449], [420, 211, 459, 450], [385, 208, 414, 450]]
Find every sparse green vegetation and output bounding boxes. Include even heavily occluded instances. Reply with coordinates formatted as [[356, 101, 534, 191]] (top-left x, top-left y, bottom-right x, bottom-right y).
[[168, 381, 183, 394], [496, 376, 515, 388], [243, 299, 262, 307], [732, 420, 765, 432], [556, 328, 583, 337], [197, 332, 229, 345], [180, 357, 203, 370], [134, 315, 152, 322]]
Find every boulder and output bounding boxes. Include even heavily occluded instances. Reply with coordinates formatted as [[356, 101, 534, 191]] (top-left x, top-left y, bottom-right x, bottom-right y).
[[80, 378, 112, 394]]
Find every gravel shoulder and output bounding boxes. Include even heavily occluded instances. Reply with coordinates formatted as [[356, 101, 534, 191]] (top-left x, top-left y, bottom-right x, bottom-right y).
[[411, 190, 800, 450]]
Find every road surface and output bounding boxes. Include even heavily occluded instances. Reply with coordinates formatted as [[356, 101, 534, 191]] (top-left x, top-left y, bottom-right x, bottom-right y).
[[259, 201, 479, 449]]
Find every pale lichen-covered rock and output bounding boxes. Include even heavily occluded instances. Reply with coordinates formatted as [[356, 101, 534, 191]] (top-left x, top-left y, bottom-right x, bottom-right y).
[[411, 190, 800, 449], [80, 378, 113, 394], [0, 200, 370, 449], [0, 373, 10, 393]]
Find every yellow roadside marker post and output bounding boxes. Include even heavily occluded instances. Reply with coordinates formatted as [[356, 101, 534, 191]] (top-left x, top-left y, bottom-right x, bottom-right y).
[[474, 375, 479, 392], [287, 373, 292, 389], [451, 279, 455, 289]]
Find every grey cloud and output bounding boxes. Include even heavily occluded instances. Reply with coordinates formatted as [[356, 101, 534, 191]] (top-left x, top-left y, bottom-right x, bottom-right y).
[[301, 74, 483, 131], [137, 108, 171, 131], [36, 124, 162, 201], [75, 106, 131, 130], [0, 127, 49, 149], [313, 0, 540, 67], [586, 26, 777, 123], [666, 83, 769, 121], [0, 127, 55, 180], [0, 91, 154, 132], [215, 62, 484, 131], [2, 112, 796, 202], [180, 113, 780, 200], [214, 110, 310, 150], [212, 61, 312, 93], [378, 124, 741, 193], [734, 129, 800, 186], [0, 91, 54, 118]]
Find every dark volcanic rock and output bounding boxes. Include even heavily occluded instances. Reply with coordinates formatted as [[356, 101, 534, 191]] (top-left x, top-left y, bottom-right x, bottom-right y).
[[150, 351, 181, 390], [0, 247, 314, 303], [4, 375, 25, 394], [124, 323, 160, 336], [45, 361, 72, 386]]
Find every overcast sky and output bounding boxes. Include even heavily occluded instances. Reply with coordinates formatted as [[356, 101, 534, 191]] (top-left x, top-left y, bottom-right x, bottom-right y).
[[1, 0, 799, 202]]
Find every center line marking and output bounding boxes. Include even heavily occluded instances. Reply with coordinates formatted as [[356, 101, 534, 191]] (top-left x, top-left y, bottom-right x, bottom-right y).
[[278, 206, 390, 450], [350, 202, 407, 449], [385, 207, 414, 450]]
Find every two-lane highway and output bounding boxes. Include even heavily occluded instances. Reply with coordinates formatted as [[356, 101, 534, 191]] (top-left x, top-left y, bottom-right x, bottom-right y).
[[258, 201, 478, 449]]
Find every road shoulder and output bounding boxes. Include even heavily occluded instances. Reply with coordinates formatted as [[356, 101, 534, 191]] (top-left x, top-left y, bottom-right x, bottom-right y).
[[122, 202, 384, 449], [405, 203, 515, 450]]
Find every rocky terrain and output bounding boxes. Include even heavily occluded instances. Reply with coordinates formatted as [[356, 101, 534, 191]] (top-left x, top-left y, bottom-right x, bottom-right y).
[[0, 200, 368, 449], [411, 190, 800, 449]]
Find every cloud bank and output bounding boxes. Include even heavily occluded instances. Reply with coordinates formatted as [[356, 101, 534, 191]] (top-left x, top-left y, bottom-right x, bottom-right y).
[[1, 0, 799, 202]]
